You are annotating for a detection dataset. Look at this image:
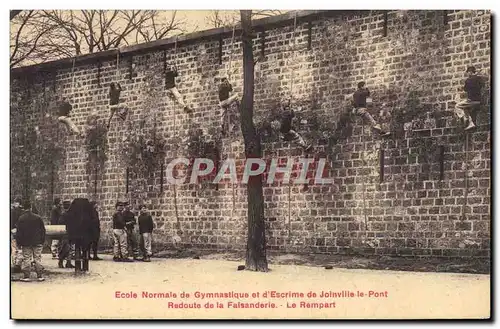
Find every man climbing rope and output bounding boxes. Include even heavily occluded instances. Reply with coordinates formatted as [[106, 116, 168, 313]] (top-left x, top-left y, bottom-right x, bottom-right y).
[[57, 100, 82, 136], [107, 82, 128, 128], [218, 77, 240, 137], [455, 66, 483, 131], [271, 101, 312, 152], [351, 82, 390, 137], [165, 63, 192, 113]]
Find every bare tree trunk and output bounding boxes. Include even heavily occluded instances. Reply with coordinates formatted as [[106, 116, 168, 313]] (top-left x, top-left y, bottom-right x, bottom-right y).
[[240, 10, 268, 272]]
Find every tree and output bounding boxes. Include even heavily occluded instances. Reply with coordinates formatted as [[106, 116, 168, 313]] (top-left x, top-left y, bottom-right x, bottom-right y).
[[239, 10, 268, 272], [10, 10, 187, 68], [10, 10, 58, 68], [206, 10, 285, 28]]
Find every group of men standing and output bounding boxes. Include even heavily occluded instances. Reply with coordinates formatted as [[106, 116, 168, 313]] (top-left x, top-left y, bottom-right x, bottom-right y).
[[10, 197, 102, 280], [11, 196, 156, 281], [112, 201, 154, 262]]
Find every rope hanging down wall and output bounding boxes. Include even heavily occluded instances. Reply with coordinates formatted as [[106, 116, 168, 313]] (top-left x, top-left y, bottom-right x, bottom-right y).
[[359, 12, 373, 233], [462, 11, 476, 220], [287, 11, 299, 238], [171, 36, 181, 240]]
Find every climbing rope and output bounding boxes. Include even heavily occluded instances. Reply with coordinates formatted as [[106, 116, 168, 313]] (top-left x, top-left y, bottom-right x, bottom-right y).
[[226, 24, 236, 80], [286, 11, 299, 237], [360, 11, 373, 232], [361, 124, 368, 229], [462, 133, 470, 220], [70, 57, 76, 97], [174, 36, 178, 67], [288, 183, 291, 237], [106, 51, 121, 129], [115, 51, 120, 81], [462, 11, 475, 220], [469, 11, 474, 63], [62, 57, 77, 194], [289, 11, 298, 101], [172, 36, 181, 237]]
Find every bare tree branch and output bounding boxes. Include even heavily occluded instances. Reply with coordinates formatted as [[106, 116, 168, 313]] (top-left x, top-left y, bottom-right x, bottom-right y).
[[10, 10, 189, 67], [205, 9, 286, 28]]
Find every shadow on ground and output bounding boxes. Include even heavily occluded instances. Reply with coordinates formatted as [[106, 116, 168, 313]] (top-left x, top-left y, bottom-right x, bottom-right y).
[[97, 248, 490, 275]]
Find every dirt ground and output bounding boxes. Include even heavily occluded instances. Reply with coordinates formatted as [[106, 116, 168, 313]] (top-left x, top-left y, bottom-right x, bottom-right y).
[[11, 252, 490, 320], [152, 248, 491, 274]]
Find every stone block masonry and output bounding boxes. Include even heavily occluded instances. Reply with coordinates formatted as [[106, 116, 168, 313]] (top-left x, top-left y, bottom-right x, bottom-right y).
[[10, 10, 491, 258]]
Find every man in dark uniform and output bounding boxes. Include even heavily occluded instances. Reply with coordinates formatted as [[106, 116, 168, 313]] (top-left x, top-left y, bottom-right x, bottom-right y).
[[16, 200, 46, 282], [271, 102, 312, 152], [10, 197, 23, 273], [123, 202, 140, 260], [351, 81, 390, 137], [455, 66, 484, 131], [89, 201, 102, 260], [165, 64, 192, 113], [50, 198, 63, 259], [107, 82, 128, 128]]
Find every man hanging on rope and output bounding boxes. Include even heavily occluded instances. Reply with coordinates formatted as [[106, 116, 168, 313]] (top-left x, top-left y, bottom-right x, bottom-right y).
[[106, 82, 128, 128], [218, 76, 240, 137], [165, 63, 192, 113], [271, 100, 312, 152], [351, 81, 390, 137], [57, 99, 82, 136], [455, 66, 483, 131]]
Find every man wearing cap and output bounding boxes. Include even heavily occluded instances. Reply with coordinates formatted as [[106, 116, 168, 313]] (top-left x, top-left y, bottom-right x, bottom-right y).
[[112, 202, 133, 262], [10, 197, 23, 273], [455, 66, 484, 131], [123, 202, 140, 260], [16, 200, 46, 282]]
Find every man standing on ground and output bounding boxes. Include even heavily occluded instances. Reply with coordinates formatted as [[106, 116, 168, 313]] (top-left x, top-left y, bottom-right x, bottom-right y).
[[57, 200, 75, 269], [123, 202, 140, 260], [89, 201, 102, 260], [138, 204, 154, 262], [113, 202, 133, 262], [16, 200, 46, 282], [10, 197, 23, 273]]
